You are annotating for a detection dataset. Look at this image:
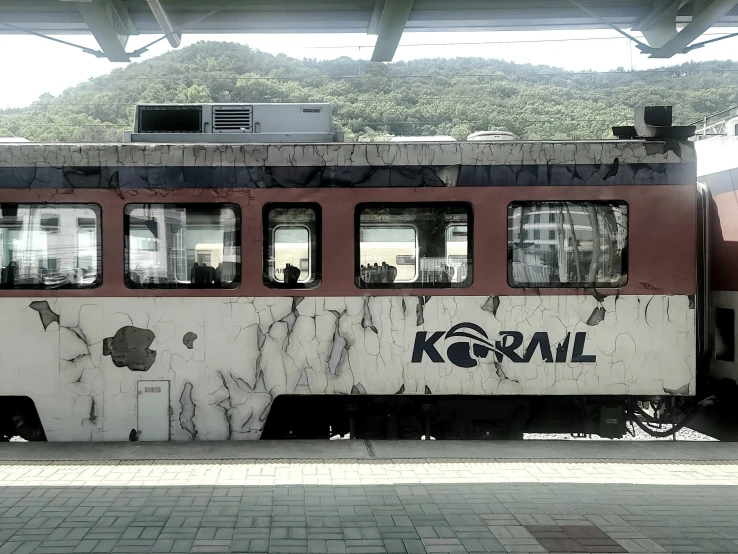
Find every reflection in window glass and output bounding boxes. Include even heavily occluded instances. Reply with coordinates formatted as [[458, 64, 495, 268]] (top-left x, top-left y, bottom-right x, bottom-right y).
[[507, 201, 628, 288], [445, 225, 469, 284], [360, 226, 417, 283], [125, 204, 240, 289], [0, 204, 101, 289], [264, 205, 320, 288], [357, 204, 472, 289]]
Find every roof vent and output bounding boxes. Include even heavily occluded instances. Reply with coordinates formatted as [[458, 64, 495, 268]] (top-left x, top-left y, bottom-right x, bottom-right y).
[[613, 106, 695, 140], [466, 130, 519, 141], [213, 105, 253, 132], [126, 103, 343, 143]]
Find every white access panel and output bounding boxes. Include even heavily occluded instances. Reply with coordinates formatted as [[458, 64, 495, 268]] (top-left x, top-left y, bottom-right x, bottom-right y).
[[137, 381, 170, 441]]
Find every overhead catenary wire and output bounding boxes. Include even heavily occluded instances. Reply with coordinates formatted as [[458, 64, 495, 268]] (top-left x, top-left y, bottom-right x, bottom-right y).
[[158, 31, 737, 51], [66, 68, 738, 81]]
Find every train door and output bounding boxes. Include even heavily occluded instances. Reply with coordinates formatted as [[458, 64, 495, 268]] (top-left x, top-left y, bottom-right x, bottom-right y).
[[136, 380, 170, 441]]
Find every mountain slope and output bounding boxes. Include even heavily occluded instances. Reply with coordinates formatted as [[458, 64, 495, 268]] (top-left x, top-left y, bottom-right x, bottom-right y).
[[1, 41, 738, 142]]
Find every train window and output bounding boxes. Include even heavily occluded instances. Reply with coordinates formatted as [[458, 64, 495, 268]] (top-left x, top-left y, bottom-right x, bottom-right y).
[[507, 201, 628, 288], [263, 204, 321, 289], [356, 203, 472, 289], [0, 204, 101, 290], [125, 204, 241, 289]]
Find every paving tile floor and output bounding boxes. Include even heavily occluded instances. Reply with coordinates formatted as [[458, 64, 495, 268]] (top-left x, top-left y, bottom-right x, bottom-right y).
[[0, 452, 738, 553]]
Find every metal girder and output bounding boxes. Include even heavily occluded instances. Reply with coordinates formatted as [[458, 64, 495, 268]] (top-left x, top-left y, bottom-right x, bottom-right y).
[[645, 0, 738, 57], [634, 0, 688, 47], [368, 0, 385, 34], [371, 0, 414, 62], [145, 0, 181, 48], [74, 0, 132, 61]]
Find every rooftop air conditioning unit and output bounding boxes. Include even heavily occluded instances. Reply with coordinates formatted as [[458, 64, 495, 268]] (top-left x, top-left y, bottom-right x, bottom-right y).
[[125, 103, 343, 143]]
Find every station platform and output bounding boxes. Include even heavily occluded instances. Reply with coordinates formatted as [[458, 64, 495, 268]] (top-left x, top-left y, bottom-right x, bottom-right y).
[[1, 440, 738, 554]]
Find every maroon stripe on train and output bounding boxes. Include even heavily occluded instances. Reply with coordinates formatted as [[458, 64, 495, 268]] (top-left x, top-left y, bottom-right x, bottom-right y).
[[0, 185, 696, 298]]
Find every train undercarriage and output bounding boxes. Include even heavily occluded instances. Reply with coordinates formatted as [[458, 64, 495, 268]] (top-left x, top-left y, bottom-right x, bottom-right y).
[[0, 390, 727, 442], [261, 393, 706, 441]]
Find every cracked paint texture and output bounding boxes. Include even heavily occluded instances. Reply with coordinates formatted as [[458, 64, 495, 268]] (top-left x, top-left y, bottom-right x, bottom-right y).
[[0, 141, 696, 188], [0, 294, 695, 441]]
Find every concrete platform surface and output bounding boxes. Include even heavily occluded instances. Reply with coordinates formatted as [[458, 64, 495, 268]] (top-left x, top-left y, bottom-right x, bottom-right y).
[[1, 442, 738, 553], [2, 439, 738, 462]]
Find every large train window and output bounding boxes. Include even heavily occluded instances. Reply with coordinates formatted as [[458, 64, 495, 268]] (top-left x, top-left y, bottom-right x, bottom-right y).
[[356, 203, 472, 289], [0, 203, 101, 290], [507, 201, 628, 288], [263, 204, 321, 289], [124, 204, 241, 289]]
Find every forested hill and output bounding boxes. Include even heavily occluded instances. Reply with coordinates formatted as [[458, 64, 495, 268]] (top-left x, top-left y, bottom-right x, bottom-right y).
[[2, 41, 738, 142]]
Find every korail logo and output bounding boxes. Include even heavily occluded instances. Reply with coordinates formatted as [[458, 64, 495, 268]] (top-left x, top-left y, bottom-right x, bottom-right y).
[[411, 323, 596, 368]]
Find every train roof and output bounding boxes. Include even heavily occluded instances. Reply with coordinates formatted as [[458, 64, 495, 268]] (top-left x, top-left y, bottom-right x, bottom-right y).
[[0, 139, 696, 189]]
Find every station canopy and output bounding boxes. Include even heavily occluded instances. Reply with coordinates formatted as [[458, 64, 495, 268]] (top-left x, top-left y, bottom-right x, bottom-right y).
[[1, 0, 738, 62]]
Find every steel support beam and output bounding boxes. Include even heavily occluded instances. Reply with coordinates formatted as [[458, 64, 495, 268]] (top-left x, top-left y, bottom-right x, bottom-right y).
[[647, 0, 738, 56], [111, 0, 138, 35], [634, 0, 688, 47], [74, 0, 131, 61], [371, 0, 414, 62], [368, 0, 386, 34], [146, 0, 181, 48]]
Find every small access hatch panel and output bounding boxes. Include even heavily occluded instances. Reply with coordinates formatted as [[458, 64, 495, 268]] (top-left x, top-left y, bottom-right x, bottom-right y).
[[137, 380, 170, 441]]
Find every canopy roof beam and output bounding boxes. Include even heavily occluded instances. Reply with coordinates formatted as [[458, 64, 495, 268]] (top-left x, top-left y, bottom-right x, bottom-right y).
[[73, 0, 132, 61], [639, 0, 738, 56], [145, 0, 181, 48], [371, 0, 414, 62]]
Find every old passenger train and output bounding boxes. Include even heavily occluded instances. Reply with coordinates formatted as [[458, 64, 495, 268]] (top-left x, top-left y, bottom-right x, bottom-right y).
[[0, 103, 729, 442]]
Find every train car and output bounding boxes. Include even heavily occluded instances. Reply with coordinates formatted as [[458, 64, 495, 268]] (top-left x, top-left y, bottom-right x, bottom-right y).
[[0, 103, 707, 442], [694, 118, 738, 438]]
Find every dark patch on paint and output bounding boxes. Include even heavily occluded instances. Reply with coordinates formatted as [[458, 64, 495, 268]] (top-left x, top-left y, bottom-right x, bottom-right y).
[[601, 157, 620, 180], [482, 296, 500, 317], [29, 301, 60, 330], [639, 281, 657, 290], [129, 429, 138, 441], [586, 306, 606, 326], [327, 310, 348, 376], [351, 383, 367, 395], [688, 294, 695, 310], [495, 361, 507, 381], [395, 384, 405, 394], [590, 289, 606, 303], [361, 296, 378, 334], [424, 385, 432, 395], [663, 384, 690, 395], [182, 332, 198, 350], [416, 296, 431, 326], [179, 382, 197, 439], [89, 398, 97, 423], [102, 326, 156, 371]]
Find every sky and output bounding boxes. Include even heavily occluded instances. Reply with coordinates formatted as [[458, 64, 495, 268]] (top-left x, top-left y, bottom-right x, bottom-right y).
[[1, 27, 738, 109]]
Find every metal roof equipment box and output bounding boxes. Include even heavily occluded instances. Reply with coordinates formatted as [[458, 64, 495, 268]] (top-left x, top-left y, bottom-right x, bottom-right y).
[[125, 103, 342, 143]]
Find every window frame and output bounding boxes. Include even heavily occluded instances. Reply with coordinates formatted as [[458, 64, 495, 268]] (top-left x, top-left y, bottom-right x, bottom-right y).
[[262, 202, 322, 290], [0, 202, 103, 290], [123, 202, 242, 290], [506, 200, 629, 289], [355, 201, 474, 290]]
